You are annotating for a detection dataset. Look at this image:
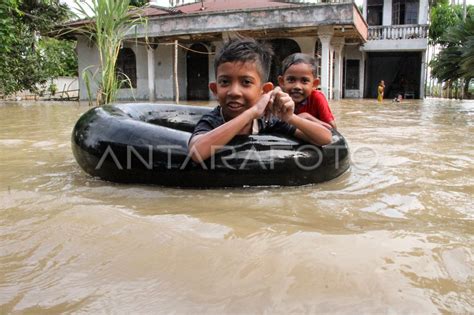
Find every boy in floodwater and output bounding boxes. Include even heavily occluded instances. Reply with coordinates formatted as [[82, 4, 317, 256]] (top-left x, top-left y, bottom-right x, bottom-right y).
[[278, 53, 336, 130], [188, 38, 332, 163]]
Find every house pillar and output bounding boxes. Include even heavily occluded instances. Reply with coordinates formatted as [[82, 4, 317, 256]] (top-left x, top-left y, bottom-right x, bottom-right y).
[[209, 41, 222, 99], [363, 0, 367, 20], [360, 50, 366, 98], [332, 37, 345, 100], [383, 0, 392, 26], [147, 45, 156, 102], [420, 51, 426, 99], [329, 48, 334, 99], [318, 26, 333, 98], [419, 0, 429, 24]]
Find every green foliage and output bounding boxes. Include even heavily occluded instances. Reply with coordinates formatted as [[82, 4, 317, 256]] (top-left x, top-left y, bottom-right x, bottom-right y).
[[74, 0, 146, 105], [130, 0, 147, 7], [429, 2, 461, 45], [0, 0, 77, 96], [38, 38, 78, 78], [430, 14, 474, 84]]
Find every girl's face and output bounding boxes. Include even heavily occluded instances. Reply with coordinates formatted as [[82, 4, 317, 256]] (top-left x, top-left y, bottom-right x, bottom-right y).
[[278, 63, 318, 105]]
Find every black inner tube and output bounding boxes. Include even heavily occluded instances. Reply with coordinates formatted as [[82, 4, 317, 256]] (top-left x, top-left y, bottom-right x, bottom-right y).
[[72, 103, 350, 188]]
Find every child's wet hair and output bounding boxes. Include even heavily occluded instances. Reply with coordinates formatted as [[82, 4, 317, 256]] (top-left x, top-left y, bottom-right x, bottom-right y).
[[281, 53, 318, 77], [214, 37, 274, 82]]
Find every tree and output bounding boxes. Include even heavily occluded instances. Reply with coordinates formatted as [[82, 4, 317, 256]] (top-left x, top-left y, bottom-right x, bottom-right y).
[[428, 0, 462, 45], [0, 0, 76, 96], [74, 0, 146, 105], [430, 13, 474, 97], [39, 38, 78, 78]]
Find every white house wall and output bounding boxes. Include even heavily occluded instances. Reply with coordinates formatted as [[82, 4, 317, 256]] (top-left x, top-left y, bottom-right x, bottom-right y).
[[76, 37, 100, 101], [76, 38, 189, 101], [364, 38, 427, 51], [117, 44, 148, 100], [293, 37, 316, 56], [155, 44, 174, 100], [155, 44, 187, 100]]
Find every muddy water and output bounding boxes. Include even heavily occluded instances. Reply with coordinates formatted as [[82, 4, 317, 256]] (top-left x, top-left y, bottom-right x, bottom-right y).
[[0, 99, 472, 314]]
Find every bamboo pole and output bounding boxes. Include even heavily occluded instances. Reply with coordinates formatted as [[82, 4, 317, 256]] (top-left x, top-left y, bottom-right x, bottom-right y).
[[174, 40, 179, 104], [463, 0, 467, 21]]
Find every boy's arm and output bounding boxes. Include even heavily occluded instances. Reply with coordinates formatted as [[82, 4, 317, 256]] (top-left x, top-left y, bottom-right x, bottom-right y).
[[189, 91, 272, 163], [189, 110, 254, 163], [273, 88, 332, 145], [290, 115, 332, 145], [297, 112, 334, 130]]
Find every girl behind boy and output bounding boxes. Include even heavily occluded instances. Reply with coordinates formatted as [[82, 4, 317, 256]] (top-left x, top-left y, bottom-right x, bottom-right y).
[[278, 53, 336, 129]]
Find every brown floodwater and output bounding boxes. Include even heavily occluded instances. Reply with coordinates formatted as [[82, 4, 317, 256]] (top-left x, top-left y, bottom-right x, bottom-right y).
[[0, 99, 472, 314]]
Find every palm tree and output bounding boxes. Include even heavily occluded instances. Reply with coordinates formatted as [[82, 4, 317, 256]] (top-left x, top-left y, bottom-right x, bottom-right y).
[[430, 14, 473, 98]]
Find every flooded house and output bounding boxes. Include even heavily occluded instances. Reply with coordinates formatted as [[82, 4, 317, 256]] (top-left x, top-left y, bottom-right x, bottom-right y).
[[72, 0, 428, 101]]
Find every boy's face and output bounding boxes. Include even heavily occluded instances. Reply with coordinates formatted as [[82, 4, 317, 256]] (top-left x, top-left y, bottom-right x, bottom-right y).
[[278, 63, 318, 105], [210, 61, 273, 121]]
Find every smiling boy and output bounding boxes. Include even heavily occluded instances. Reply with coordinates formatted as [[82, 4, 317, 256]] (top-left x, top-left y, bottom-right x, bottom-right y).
[[279, 53, 336, 129], [188, 38, 332, 163]]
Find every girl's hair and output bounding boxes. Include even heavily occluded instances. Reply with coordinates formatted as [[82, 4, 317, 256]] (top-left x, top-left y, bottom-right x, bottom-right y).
[[214, 37, 274, 82], [281, 53, 318, 77]]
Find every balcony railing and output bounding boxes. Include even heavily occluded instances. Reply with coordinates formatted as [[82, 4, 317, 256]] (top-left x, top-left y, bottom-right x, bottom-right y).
[[368, 24, 429, 40]]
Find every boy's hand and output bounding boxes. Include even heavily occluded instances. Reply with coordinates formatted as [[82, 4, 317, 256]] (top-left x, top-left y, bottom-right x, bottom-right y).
[[271, 87, 295, 122], [250, 90, 273, 119]]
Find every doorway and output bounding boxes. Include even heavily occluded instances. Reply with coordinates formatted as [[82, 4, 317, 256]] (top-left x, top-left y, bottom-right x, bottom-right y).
[[268, 39, 301, 85], [186, 43, 209, 100]]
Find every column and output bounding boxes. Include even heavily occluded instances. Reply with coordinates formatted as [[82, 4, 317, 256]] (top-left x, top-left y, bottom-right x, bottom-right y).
[[359, 50, 366, 98], [420, 51, 426, 99], [318, 26, 333, 98], [418, 0, 429, 24], [383, 0, 392, 26], [363, 0, 367, 20], [329, 48, 334, 100], [147, 45, 156, 102], [332, 37, 345, 100]]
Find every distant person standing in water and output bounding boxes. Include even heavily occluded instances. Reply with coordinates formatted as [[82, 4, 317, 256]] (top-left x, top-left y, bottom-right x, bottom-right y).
[[377, 80, 385, 103]]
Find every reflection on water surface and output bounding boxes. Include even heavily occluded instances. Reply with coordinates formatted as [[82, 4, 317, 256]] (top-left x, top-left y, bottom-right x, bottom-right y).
[[0, 99, 473, 313]]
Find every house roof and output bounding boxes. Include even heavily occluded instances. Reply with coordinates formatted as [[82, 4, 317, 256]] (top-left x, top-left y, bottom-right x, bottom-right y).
[[173, 0, 295, 14], [55, 0, 367, 43]]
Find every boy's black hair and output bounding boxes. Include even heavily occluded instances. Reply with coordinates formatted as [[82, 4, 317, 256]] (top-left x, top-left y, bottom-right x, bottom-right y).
[[281, 53, 318, 77], [214, 37, 274, 82]]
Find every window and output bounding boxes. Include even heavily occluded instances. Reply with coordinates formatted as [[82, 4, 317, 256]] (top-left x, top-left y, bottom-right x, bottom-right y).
[[392, 0, 419, 25], [367, 0, 383, 26], [345, 59, 359, 90], [116, 48, 137, 88]]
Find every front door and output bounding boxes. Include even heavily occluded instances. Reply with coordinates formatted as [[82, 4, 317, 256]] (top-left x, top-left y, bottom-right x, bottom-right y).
[[186, 43, 209, 100]]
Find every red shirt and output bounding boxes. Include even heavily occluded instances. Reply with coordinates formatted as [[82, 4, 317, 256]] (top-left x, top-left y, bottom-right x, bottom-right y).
[[294, 90, 334, 124]]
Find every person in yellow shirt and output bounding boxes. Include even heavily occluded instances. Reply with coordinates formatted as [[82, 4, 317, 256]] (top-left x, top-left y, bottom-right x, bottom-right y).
[[377, 80, 385, 103]]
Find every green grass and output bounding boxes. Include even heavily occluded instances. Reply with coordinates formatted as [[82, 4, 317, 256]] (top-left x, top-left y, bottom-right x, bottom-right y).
[[73, 0, 146, 105]]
